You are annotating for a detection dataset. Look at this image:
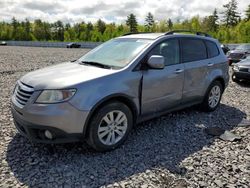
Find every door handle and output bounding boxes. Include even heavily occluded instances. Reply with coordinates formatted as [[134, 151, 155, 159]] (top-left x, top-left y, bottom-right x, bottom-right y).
[[175, 69, 183, 74], [208, 63, 214, 67]]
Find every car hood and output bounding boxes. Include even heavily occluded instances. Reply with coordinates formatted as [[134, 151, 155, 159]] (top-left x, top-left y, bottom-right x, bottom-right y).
[[230, 50, 247, 54], [238, 60, 250, 67], [20, 62, 117, 90]]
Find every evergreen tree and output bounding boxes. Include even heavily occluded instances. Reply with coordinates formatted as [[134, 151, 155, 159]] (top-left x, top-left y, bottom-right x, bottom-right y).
[[245, 4, 250, 21], [97, 19, 106, 34], [145, 12, 154, 32], [167, 18, 173, 30], [52, 20, 64, 41], [126, 13, 138, 32], [11, 17, 18, 40], [211, 9, 219, 31], [222, 0, 240, 27], [203, 9, 219, 32], [24, 19, 31, 40]]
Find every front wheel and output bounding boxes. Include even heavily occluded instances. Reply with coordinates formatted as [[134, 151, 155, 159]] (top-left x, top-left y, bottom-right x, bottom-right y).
[[200, 81, 223, 112], [86, 101, 133, 151]]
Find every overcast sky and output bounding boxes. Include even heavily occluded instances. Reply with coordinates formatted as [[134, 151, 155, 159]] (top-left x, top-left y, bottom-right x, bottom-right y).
[[0, 0, 248, 24]]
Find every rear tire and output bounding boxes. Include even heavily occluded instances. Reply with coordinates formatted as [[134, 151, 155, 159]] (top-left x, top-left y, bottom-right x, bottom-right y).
[[200, 81, 223, 112], [86, 101, 133, 152]]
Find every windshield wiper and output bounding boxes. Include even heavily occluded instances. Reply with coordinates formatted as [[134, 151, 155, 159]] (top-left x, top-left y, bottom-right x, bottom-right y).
[[80, 61, 112, 69]]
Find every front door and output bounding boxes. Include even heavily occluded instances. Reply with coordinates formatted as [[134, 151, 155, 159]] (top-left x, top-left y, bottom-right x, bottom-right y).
[[141, 39, 184, 115]]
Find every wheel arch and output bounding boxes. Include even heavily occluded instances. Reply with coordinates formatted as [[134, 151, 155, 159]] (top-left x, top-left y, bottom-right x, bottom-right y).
[[83, 94, 139, 137], [213, 76, 226, 92]]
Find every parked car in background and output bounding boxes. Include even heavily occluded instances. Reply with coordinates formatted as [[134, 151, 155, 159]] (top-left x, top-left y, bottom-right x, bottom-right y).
[[66, 43, 81, 48], [227, 44, 239, 51], [0, 41, 7, 46], [227, 44, 250, 65], [221, 44, 230, 54], [11, 31, 229, 151], [232, 55, 250, 82]]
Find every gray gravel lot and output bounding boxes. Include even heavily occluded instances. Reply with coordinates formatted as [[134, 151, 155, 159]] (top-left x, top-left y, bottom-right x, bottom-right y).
[[0, 46, 249, 188]]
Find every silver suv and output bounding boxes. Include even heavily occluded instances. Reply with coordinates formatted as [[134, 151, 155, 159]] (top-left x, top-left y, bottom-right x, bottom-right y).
[[11, 31, 229, 151]]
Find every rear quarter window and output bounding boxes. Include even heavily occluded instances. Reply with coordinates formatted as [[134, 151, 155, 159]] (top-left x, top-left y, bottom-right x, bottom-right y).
[[181, 38, 207, 63], [205, 40, 219, 58]]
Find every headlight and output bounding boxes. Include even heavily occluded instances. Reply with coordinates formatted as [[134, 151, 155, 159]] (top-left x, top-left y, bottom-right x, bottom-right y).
[[36, 89, 76, 103], [233, 65, 239, 71]]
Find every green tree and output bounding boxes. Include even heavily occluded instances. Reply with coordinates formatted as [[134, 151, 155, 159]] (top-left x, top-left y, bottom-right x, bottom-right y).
[[126, 13, 138, 32], [211, 9, 219, 31], [167, 18, 173, 30], [202, 9, 219, 33], [222, 0, 240, 27], [11, 17, 18, 40], [24, 19, 32, 40], [85, 22, 94, 41], [158, 20, 168, 32], [52, 20, 64, 41], [145, 12, 154, 32], [97, 19, 106, 34], [245, 4, 250, 21]]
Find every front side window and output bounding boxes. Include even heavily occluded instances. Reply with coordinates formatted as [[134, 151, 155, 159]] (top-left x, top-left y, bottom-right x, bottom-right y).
[[148, 39, 180, 66], [78, 38, 152, 69], [181, 38, 207, 63]]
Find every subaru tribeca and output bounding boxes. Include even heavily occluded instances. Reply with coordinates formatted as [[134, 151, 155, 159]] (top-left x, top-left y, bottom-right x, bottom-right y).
[[11, 31, 229, 151]]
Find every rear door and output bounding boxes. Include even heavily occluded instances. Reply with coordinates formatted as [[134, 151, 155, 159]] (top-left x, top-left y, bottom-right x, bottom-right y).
[[180, 38, 210, 103], [141, 39, 184, 115]]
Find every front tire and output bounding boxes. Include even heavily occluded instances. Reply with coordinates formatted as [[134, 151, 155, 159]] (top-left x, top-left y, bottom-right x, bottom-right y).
[[200, 81, 223, 112], [86, 101, 133, 152]]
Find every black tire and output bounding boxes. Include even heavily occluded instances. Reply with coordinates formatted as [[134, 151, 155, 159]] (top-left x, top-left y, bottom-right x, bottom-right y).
[[232, 73, 239, 82], [86, 101, 133, 152], [200, 81, 223, 112]]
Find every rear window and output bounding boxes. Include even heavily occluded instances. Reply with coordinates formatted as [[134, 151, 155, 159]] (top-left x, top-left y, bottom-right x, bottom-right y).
[[205, 41, 219, 58], [181, 38, 207, 63]]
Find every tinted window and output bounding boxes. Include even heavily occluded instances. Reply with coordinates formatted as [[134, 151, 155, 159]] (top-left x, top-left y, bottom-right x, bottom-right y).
[[206, 41, 219, 58], [149, 39, 179, 66], [181, 39, 207, 62]]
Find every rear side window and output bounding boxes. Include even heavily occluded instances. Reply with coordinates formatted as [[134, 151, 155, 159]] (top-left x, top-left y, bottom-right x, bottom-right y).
[[181, 38, 207, 63], [205, 41, 219, 58]]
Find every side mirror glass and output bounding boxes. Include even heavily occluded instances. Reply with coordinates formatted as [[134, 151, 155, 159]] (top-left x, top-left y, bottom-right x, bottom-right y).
[[147, 55, 165, 69]]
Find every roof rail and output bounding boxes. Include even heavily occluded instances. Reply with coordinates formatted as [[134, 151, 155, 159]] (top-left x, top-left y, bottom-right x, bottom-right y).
[[165, 30, 211, 37], [122, 32, 152, 36]]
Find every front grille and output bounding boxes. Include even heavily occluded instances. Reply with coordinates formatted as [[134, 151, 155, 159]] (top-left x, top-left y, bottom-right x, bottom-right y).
[[228, 53, 244, 59], [239, 67, 250, 72], [14, 81, 34, 107]]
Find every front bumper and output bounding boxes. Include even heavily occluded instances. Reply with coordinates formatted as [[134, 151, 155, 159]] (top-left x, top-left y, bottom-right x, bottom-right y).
[[233, 71, 250, 80], [11, 95, 90, 143]]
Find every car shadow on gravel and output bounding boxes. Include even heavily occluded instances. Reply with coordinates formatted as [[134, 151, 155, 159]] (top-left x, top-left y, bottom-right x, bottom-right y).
[[6, 104, 246, 187], [235, 80, 250, 88]]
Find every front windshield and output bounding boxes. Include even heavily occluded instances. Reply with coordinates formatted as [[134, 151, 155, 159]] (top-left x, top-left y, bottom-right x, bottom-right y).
[[235, 44, 250, 50], [78, 38, 152, 68]]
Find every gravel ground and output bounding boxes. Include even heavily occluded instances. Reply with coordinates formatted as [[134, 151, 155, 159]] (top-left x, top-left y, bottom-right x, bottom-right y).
[[0, 46, 249, 188]]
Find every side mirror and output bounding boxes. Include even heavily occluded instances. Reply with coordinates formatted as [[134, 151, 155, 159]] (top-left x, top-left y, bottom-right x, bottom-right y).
[[147, 55, 165, 69]]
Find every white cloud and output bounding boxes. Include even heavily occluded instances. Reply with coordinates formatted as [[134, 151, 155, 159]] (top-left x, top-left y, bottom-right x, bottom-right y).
[[0, 0, 248, 24]]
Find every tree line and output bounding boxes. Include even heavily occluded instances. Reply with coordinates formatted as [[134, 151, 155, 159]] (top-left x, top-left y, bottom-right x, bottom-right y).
[[0, 0, 249, 43]]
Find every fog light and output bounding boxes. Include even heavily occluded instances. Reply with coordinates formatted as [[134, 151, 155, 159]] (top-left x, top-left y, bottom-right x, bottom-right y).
[[44, 130, 53, 140]]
